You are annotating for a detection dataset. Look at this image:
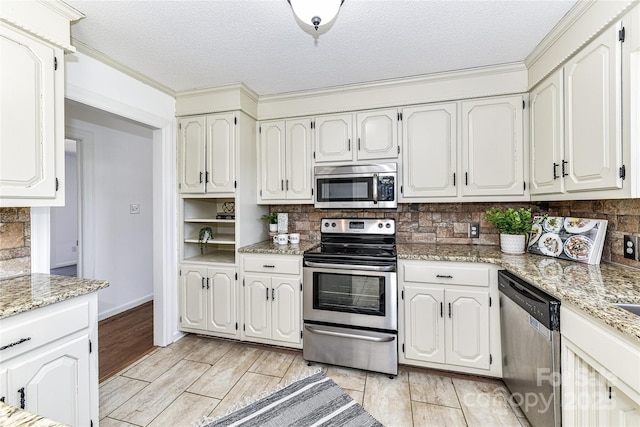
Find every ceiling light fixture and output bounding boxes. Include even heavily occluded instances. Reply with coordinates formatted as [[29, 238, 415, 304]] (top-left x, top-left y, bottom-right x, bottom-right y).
[[288, 0, 344, 31]]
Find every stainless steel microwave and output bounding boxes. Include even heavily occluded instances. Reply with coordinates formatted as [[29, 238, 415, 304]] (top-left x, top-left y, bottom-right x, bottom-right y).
[[314, 163, 397, 209]]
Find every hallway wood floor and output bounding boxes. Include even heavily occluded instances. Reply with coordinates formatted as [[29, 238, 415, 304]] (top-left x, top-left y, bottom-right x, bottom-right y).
[[98, 301, 155, 382], [99, 334, 530, 426]]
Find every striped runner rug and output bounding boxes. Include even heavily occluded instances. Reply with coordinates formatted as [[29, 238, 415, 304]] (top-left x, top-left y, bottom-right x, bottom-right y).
[[200, 372, 382, 427]]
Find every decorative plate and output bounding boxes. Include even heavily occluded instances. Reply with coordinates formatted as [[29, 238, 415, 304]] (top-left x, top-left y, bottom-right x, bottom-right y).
[[538, 233, 563, 257], [528, 223, 542, 247], [222, 201, 235, 213], [563, 217, 596, 234], [563, 235, 593, 260], [543, 217, 563, 233]]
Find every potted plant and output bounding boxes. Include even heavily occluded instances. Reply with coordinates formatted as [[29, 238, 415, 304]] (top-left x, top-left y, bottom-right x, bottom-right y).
[[261, 212, 278, 232], [198, 226, 214, 254], [484, 207, 534, 254]]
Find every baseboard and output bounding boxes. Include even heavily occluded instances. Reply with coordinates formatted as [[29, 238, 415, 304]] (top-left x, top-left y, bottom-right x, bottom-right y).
[[98, 294, 153, 321]]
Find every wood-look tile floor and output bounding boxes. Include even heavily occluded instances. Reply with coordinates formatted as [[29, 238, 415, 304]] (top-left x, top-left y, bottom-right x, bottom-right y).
[[99, 334, 531, 427]]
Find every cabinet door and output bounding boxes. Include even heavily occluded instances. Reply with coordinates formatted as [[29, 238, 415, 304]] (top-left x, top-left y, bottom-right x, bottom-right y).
[[206, 113, 236, 193], [445, 289, 490, 369], [179, 266, 207, 330], [285, 119, 313, 200], [271, 277, 301, 344], [178, 116, 206, 194], [207, 267, 237, 336], [356, 109, 398, 161], [461, 96, 524, 197], [314, 114, 353, 162], [0, 25, 57, 200], [530, 70, 564, 195], [608, 385, 640, 426], [0, 369, 6, 404], [243, 275, 271, 339], [259, 121, 286, 201], [7, 335, 90, 427], [401, 104, 457, 198], [564, 23, 623, 193], [403, 286, 445, 364]]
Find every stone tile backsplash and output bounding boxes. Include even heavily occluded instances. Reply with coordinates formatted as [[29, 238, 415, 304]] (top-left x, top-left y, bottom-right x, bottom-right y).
[[0, 207, 31, 278]]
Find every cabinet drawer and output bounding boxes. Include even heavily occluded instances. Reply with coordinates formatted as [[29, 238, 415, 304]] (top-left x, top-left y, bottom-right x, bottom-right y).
[[402, 262, 489, 287], [0, 299, 89, 362], [244, 256, 300, 275]]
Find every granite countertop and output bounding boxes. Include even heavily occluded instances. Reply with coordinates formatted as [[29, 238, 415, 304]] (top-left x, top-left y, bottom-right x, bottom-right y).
[[398, 243, 640, 344], [0, 402, 65, 427], [238, 239, 319, 255], [0, 273, 109, 320]]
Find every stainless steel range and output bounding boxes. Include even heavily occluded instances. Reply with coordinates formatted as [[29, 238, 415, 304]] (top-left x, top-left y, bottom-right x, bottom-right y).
[[303, 218, 398, 376]]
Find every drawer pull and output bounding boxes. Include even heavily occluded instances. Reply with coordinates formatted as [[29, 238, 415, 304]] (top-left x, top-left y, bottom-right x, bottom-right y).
[[18, 387, 25, 409], [436, 274, 453, 279], [0, 337, 31, 351], [263, 265, 275, 268]]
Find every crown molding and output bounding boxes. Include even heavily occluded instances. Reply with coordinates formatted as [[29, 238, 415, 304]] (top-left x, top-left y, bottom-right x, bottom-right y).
[[72, 39, 176, 97], [39, 0, 84, 22]]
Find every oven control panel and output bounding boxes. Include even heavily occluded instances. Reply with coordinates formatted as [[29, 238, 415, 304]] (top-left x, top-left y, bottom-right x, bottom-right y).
[[321, 218, 395, 234]]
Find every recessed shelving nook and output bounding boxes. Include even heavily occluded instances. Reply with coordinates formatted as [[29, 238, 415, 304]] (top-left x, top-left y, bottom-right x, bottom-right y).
[[181, 197, 237, 264]]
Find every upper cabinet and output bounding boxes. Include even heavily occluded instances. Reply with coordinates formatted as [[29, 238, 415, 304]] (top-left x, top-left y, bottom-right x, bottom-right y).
[[0, 1, 83, 207], [530, 18, 633, 200], [258, 119, 313, 203], [461, 95, 525, 198], [314, 109, 399, 163], [179, 113, 236, 194]]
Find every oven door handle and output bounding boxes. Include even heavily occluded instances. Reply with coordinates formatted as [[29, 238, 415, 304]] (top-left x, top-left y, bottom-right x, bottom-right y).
[[304, 260, 395, 272], [304, 325, 395, 343]]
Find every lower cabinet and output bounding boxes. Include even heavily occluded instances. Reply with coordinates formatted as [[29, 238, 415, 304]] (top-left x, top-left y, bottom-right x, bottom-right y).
[[241, 254, 303, 349], [398, 260, 501, 377], [0, 293, 98, 426], [179, 265, 239, 338], [561, 305, 640, 425]]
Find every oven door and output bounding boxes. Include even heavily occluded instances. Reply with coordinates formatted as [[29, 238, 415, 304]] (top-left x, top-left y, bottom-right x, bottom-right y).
[[303, 262, 397, 331], [314, 172, 397, 209]]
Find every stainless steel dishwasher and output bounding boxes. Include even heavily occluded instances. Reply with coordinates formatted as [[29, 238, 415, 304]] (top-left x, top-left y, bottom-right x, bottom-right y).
[[499, 270, 561, 427]]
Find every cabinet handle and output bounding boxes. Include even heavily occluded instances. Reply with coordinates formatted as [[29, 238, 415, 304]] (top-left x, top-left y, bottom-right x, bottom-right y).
[[0, 396, 4, 403], [266, 288, 269, 301], [436, 274, 453, 279], [440, 302, 443, 318], [286, 180, 289, 191], [199, 172, 203, 183], [358, 138, 361, 150], [201, 277, 205, 289], [281, 180, 284, 191], [205, 171, 210, 183], [0, 337, 31, 351], [272, 288, 276, 301], [18, 387, 25, 409], [348, 139, 351, 151], [206, 278, 210, 290], [453, 173, 456, 187], [465, 172, 468, 186], [448, 303, 452, 319], [263, 264, 275, 268], [553, 163, 559, 180], [562, 160, 568, 177]]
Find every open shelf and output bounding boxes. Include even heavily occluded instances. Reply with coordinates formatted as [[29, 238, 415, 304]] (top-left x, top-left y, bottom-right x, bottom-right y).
[[183, 250, 236, 264], [185, 233, 236, 245]]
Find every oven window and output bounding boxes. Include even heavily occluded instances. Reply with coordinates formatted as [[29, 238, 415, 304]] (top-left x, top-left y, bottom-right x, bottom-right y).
[[313, 272, 385, 316], [316, 177, 373, 202]]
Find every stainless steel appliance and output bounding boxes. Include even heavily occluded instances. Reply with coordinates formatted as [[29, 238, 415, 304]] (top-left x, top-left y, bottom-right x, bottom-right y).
[[303, 218, 398, 375], [314, 163, 397, 209], [499, 270, 561, 427]]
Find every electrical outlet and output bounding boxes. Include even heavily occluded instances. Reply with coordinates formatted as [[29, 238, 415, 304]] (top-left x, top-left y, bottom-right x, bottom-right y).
[[469, 223, 480, 238], [129, 204, 140, 214], [623, 235, 638, 260]]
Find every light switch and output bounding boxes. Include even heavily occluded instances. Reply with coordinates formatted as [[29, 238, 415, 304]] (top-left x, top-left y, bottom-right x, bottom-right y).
[[130, 204, 140, 214]]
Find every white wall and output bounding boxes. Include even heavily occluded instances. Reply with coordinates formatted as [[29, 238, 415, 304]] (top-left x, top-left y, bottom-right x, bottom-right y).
[[50, 144, 78, 268], [66, 101, 154, 319]]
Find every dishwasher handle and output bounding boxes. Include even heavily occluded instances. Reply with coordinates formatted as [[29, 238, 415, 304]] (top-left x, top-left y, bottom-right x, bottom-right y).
[[509, 281, 545, 304]]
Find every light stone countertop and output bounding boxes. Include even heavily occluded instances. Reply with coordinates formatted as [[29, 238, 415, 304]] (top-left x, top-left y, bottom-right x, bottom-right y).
[[238, 239, 319, 255], [0, 273, 109, 320], [397, 243, 640, 344], [0, 402, 65, 427]]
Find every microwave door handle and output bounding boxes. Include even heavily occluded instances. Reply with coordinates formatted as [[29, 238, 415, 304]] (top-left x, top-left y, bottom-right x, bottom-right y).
[[372, 174, 378, 203]]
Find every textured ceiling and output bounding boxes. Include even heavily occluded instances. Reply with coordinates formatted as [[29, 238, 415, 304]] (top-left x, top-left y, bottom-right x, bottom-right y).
[[67, 0, 576, 96]]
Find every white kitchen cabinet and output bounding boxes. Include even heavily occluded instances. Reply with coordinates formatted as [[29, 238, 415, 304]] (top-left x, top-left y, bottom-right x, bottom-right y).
[[461, 95, 525, 197], [561, 305, 640, 425], [179, 265, 238, 338], [0, 293, 98, 426], [258, 119, 313, 203], [0, 3, 82, 207], [241, 254, 302, 348], [179, 112, 236, 194], [314, 109, 399, 163], [401, 103, 457, 198], [399, 260, 500, 377]]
